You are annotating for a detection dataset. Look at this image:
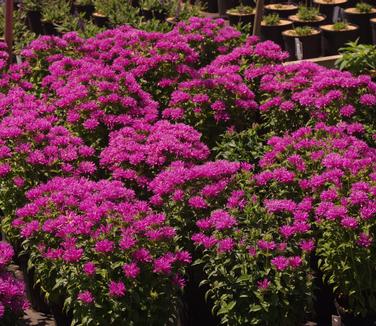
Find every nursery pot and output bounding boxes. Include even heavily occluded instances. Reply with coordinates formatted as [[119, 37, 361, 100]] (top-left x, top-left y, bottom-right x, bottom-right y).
[[93, 12, 110, 28], [26, 10, 43, 35], [344, 7, 376, 44], [15, 255, 50, 314], [371, 17, 376, 44], [260, 19, 293, 49], [205, 0, 219, 13], [226, 10, 255, 26], [141, 8, 168, 21], [288, 14, 327, 27], [73, 4, 95, 19], [313, 0, 348, 24], [218, 0, 240, 17], [282, 28, 322, 60], [264, 3, 299, 19], [320, 23, 359, 55], [335, 298, 376, 326], [42, 21, 60, 36]]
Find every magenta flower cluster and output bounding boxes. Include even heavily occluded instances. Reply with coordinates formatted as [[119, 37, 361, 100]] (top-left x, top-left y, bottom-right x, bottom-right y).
[[0, 242, 29, 320]]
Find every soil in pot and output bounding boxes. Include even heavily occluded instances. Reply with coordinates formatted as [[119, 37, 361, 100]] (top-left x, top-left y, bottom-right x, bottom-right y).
[[226, 8, 255, 26], [321, 23, 359, 55], [264, 3, 299, 18], [73, 4, 95, 19], [371, 17, 376, 44], [289, 14, 327, 27], [26, 10, 43, 35], [344, 7, 376, 43], [93, 12, 110, 27], [282, 28, 322, 60], [313, 0, 348, 23], [261, 19, 293, 49], [335, 297, 376, 326]]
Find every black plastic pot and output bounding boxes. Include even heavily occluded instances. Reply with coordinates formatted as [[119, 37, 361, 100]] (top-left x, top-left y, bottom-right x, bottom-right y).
[[73, 4, 95, 19], [42, 21, 60, 36], [26, 10, 43, 35], [335, 298, 376, 326], [218, 0, 240, 17], [264, 3, 299, 19], [93, 13, 110, 27], [321, 24, 359, 55], [205, 0, 218, 13], [289, 14, 327, 28], [260, 19, 293, 49], [226, 11, 255, 26], [15, 255, 50, 314], [282, 29, 322, 60], [313, 0, 348, 24], [141, 8, 168, 21], [344, 8, 376, 44], [371, 17, 376, 44]]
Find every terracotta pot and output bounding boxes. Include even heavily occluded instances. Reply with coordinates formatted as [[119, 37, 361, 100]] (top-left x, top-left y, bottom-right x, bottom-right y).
[[289, 14, 326, 27], [260, 19, 293, 49], [282, 28, 322, 60], [321, 23, 359, 55], [313, 0, 348, 24], [264, 3, 299, 18], [26, 10, 43, 34], [227, 10, 255, 26], [344, 7, 376, 44]]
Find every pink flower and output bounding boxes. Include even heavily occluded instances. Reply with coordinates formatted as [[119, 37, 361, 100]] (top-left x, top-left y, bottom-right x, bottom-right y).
[[257, 278, 271, 290], [78, 291, 94, 304], [83, 262, 96, 276], [288, 256, 302, 268], [271, 256, 289, 271], [109, 281, 126, 297], [123, 262, 140, 279]]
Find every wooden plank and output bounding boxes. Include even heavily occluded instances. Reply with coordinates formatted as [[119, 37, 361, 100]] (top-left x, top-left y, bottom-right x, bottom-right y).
[[284, 55, 341, 68]]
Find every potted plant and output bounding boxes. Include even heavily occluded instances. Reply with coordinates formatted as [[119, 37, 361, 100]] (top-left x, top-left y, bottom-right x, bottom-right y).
[[321, 21, 359, 55], [313, 0, 348, 24], [73, 0, 95, 19], [22, 0, 43, 34], [282, 26, 322, 60], [226, 4, 255, 26], [289, 6, 326, 28], [264, 3, 299, 19], [261, 13, 293, 49], [336, 41, 376, 78], [41, 0, 70, 35], [344, 2, 376, 43]]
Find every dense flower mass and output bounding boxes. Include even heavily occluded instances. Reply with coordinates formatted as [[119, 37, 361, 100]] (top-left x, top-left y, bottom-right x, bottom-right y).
[[13, 177, 190, 324], [0, 242, 29, 322], [0, 15, 375, 326]]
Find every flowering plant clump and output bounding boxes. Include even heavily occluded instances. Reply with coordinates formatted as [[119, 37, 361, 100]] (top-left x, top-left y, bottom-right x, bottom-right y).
[[257, 122, 376, 317], [81, 25, 200, 106], [41, 56, 158, 150], [100, 120, 209, 192], [13, 177, 190, 325], [164, 37, 288, 146], [0, 88, 95, 219], [0, 241, 29, 323], [257, 62, 376, 143], [171, 17, 242, 67]]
